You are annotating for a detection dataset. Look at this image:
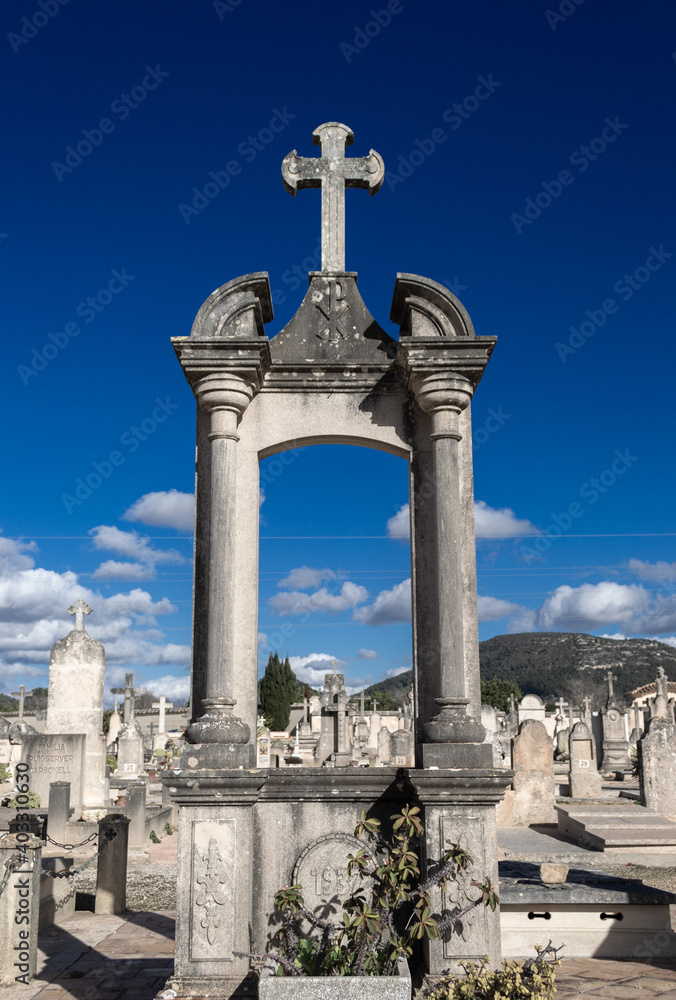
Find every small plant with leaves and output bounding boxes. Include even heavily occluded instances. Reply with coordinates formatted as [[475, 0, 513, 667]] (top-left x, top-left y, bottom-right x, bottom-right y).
[[149, 830, 160, 844], [0, 763, 11, 783], [106, 754, 117, 772], [423, 941, 563, 999], [241, 804, 498, 978]]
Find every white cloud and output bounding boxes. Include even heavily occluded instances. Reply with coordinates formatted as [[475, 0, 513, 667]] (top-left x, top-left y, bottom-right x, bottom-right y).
[[477, 595, 525, 621], [474, 501, 539, 539], [387, 504, 410, 541], [93, 560, 155, 581], [540, 582, 648, 631], [652, 636, 676, 648], [269, 582, 367, 617], [141, 674, 191, 703], [258, 632, 268, 648], [628, 559, 676, 583], [600, 633, 628, 641], [353, 579, 411, 625], [358, 648, 378, 660], [278, 566, 336, 590], [384, 666, 410, 679], [0, 535, 184, 695], [123, 490, 194, 532], [288, 653, 344, 686]]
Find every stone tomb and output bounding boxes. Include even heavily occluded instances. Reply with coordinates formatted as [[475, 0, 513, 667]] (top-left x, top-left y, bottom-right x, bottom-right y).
[[501, 720, 555, 827], [639, 717, 676, 821], [20, 733, 85, 813], [162, 122, 510, 999]]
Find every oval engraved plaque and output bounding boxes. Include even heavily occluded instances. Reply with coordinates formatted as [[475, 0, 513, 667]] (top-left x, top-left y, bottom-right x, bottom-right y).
[[293, 834, 372, 917]]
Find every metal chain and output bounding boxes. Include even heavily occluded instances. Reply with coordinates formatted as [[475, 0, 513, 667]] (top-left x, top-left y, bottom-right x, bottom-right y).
[[0, 854, 23, 900], [44, 831, 98, 851], [40, 829, 118, 880]]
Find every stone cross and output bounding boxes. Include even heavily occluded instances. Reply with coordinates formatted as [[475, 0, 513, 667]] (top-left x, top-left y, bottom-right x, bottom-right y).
[[606, 670, 615, 697], [372, 700, 377, 714], [110, 673, 144, 726], [556, 697, 567, 717], [152, 695, 173, 734], [10, 684, 32, 722], [149, 721, 155, 737], [583, 696, 591, 719], [68, 598, 92, 631], [281, 122, 385, 272], [360, 689, 365, 717]]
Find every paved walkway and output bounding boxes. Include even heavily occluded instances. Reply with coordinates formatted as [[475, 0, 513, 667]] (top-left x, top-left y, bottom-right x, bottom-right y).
[[0, 910, 674, 999]]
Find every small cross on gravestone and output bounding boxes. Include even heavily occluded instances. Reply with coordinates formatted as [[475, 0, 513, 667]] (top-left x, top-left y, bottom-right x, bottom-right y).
[[152, 695, 173, 734], [10, 684, 33, 722], [68, 597, 92, 631]]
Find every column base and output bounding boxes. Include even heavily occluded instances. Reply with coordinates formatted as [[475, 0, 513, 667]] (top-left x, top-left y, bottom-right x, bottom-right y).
[[421, 742, 493, 768], [180, 743, 255, 770], [158, 974, 257, 999]]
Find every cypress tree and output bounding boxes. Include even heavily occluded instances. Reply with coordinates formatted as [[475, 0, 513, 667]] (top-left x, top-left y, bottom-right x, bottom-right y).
[[260, 652, 296, 730]]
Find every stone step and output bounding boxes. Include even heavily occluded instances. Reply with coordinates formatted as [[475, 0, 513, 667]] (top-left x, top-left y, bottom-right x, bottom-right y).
[[556, 803, 676, 850]]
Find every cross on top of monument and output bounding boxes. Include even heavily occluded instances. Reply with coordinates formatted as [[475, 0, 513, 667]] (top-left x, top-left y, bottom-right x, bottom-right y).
[[281, 122, 385, 273], [11, 684, 32, 721], [68, 598, 92, 631]]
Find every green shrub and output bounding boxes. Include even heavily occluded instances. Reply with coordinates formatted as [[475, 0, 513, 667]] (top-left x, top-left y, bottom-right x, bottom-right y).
[[106, 754, 117, 771], [0, 763, 11, 783], [149, 830, 160, 844], [424, 944, 562, 999], [5, 791, 41, 808]]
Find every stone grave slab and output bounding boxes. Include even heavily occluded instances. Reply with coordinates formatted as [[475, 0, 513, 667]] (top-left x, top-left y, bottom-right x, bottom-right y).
[[556, 802, 676, 850], [500, 860, 676, 958]]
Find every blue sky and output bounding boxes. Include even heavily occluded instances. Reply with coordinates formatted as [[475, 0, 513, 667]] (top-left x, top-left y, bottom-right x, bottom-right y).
[[1, 0, 675, 703]]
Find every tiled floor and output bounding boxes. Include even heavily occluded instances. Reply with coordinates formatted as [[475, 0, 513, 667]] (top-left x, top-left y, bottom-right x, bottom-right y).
[[3, 912, 676, 999]]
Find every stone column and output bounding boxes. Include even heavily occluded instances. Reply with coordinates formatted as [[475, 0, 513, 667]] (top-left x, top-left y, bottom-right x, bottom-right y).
[[183, 374, 254, 768], [411, 372, 489, 768], [47, 781, 71, 846], [125, 780, 147, 848], [95, 814, 129, 914], [0, 834, 41, 985]]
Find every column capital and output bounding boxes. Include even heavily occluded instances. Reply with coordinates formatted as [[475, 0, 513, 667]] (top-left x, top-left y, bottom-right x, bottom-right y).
[[410, 371, 474, 415], [194, 372, 255, 418]]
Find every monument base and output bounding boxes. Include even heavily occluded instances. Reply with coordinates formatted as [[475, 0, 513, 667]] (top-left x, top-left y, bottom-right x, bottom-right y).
[[163, 765, 511, 998], [421, 742, 493, 768], [180, 742, 255, 770]]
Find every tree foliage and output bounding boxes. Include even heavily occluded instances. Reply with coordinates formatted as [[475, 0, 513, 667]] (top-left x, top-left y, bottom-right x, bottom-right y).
[[480, 678, 522, 712], [259, 652, 299, 730]]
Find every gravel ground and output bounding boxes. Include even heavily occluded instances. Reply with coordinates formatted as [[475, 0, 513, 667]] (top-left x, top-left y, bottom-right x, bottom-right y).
[[71, 859, 178, 911]]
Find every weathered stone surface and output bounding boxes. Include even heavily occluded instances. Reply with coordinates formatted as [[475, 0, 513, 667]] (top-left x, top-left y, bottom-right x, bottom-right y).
[[0, 834, 41, 985], [95, 814, 129, 914], [259, 956, 411, 999], [540, 862, 568, 884], [47, 622, 108, 817], [640, 717, 676, 820], [510, 720, 555, 826], [20, 733, 85, 812], [569, 720, 604, 799]]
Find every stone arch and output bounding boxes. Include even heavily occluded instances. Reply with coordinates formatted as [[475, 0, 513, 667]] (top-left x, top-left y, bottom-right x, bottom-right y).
[[173, 267, 496, 767]]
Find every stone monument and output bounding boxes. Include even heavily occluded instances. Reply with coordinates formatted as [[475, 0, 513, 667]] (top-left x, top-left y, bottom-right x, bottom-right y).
[[600, 670, 631, 770], [509, 719, 556, 826], [568, 720, 603, 798], [162, 122, 510, 999], [115, 674, 145, 776], [44, 599, 108, 820]]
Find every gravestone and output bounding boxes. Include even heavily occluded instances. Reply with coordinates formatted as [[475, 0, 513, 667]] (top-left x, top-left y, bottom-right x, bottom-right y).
[[481, 704, 498, 733], [107, 701, 122, 746], [152, 695, 173, 734], [114, 673, 145, 776], [600, 671, 631, 770], [377, 726, 392, 764], [510, 720, 555, 826], [568, 721, 603, 798], [639, 717, 676, 821], [20, 734, 85, 813], [163, 121, 509, 998], [46, 599, 108, 819], [517, 693, 545, 724], [390, 728, 414, 766]]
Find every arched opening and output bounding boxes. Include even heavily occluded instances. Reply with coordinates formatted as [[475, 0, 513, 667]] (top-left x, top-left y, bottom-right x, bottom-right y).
[[257, 442, 413, 763]]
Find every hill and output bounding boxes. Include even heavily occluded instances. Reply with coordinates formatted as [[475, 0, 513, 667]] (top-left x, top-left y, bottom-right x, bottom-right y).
[[363, 633, 676, 707]]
